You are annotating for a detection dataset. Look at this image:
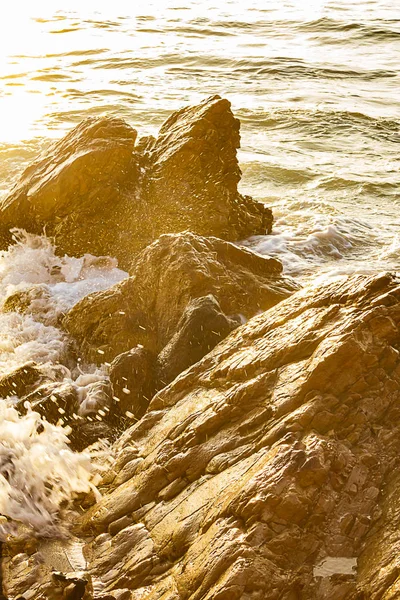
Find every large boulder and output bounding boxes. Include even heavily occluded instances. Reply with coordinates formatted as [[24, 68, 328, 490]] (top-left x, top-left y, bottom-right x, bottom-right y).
[[6, 272, 400, 599], [63, 231, 297, 363], [0, 118, 140, 267], [0, 97, 272, 270]]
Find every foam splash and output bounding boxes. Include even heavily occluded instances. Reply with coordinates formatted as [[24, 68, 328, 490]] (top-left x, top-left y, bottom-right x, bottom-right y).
[[0, 402, 95, 536], [0, 230, 127, 533], [242, 209, 379, 278], [1, 228, 126, 312]]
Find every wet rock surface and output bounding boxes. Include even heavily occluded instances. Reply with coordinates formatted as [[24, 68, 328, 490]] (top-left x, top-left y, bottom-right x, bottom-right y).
[[157, 294, 240, 386], [64, 231, 296, 364], [0, 362, 47, 399], [0, 96, 272, 270], [5, 271, 400, 599], [109, 347, 156, 420]]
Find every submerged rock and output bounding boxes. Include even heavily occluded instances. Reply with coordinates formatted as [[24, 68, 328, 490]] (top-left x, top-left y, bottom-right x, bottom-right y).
[[0, 96, 272, 269], [6, 271, 400, 599], [2, 284, 54, 323], [63, 231, 297, 364]]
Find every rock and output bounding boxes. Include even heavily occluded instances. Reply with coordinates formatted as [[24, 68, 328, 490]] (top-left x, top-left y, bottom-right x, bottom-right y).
[[50, 571, 90, 600], [4, 271, 397, 599], [0, 97, 272, 270], [2, 285, 55, 324], [64, 231, 297, 363], [69, 421, 116, 453], [157, 294, 240, 386], [0, 361, 45, 399], [0, 117, 140, 268], [145, 95, 272, 243], [109, 347, 156, 420], [17, 381, 79, 425]]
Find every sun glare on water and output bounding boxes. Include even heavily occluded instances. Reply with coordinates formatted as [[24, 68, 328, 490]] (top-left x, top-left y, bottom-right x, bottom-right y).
[[0, 0, 331, 143]]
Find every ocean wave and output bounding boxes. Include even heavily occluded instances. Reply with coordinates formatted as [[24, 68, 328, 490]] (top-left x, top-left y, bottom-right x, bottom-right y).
[[317, 177, 399, 198], [0, 230, 126, 410], [0, 402, 96, 535], [0, 231, 130, 534], [298, 17, 400, 41], [239, 108, 400, 144], [242, 215, 378, 276], [232, 58, 396, 81]]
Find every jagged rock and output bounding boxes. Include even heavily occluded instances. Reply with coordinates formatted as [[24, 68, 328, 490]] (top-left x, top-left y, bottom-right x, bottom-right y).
[[157, 294, 241, 386], [0, 117, 140, 268], [145, 96, 272, 243], [109, 347, 156, 419], [64, 231, 297, 363], [4, 271, 398, 599], [0, 97, 272, 269]]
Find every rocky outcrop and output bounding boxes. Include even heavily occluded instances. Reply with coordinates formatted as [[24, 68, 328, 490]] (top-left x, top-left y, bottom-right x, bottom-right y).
[[0, 96, 272, 270], [63, 231, 297, 364], [5, 271, 400, 599]]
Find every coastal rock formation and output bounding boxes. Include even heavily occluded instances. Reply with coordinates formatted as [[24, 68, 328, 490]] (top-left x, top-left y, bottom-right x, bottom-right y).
[[63, 231, 297, 364], [5, 271, 400, 599], [0, 96, 272, 270]]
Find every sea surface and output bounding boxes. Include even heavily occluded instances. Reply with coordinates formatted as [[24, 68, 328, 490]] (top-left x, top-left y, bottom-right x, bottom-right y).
[[0, 0, 399, 278], [0, 0, 399, 534]]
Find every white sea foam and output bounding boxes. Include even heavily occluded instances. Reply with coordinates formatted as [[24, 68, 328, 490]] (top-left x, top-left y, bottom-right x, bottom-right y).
[[0, 402, 94, 536], [0, 230, 127, 533], [0, 229, 126, 377], [1, 229, 126, 313], [242, 210, 379, 278]]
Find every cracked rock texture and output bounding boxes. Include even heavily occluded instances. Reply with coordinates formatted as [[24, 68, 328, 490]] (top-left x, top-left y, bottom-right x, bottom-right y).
[[64, 231, 296, 365], [5, 271, 400, 599], [0, 96, 272, 270]]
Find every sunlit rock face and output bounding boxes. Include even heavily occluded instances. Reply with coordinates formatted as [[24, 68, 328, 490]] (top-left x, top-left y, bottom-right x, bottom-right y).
[[5, 271, 400, 599], [63, 231, 297, 364], [0, 96, 272, 270]]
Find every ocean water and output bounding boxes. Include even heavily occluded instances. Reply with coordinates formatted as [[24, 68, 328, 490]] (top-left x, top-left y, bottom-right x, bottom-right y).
[[0, 0, 399, 277], [0, 1, 399, 533]]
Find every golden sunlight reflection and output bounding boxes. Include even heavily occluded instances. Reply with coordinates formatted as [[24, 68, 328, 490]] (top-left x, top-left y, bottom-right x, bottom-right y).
[[0, 0, 398, 283]]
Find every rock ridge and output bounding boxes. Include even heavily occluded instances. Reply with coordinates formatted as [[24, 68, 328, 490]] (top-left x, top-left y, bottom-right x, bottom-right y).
[[0, 96, 272, 270]]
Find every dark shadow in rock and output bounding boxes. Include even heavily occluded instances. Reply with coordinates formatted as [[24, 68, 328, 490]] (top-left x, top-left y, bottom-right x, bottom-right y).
[[69, 421, 116, 453], [157, 294, 241, 386], [109, 346, 156, 420]]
